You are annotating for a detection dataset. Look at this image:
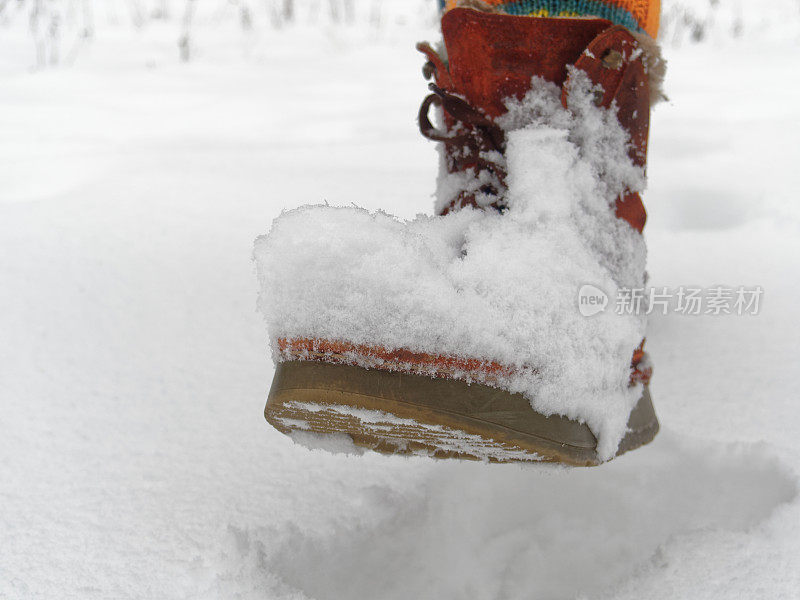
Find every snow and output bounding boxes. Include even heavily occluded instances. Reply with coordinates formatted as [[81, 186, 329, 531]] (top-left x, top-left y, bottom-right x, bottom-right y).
[[256, 72, 648, 459], [2, 2, 800, 598], [279, 401, 546, 461], [659, 0, 800, 44]]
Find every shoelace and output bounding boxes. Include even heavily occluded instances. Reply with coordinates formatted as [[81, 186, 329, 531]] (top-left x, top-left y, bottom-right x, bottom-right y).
[[417, 77, 509, 212]]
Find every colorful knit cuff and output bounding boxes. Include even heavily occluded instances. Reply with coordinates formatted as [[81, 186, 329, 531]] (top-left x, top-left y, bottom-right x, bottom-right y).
[[440, 0, 660, 38]]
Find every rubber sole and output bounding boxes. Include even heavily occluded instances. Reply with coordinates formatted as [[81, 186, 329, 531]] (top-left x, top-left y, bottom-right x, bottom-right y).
[[265, 360, 659, 466]]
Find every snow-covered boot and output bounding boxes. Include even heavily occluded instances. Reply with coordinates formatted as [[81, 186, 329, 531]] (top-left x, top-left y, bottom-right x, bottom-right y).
[[256, 4, 662, 465]]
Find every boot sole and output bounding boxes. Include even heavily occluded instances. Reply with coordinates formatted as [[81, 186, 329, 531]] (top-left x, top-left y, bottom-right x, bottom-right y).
[[265, 361, 658, 466]]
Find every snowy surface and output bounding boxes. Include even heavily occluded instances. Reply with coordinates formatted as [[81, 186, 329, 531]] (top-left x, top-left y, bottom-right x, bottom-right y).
[[256, 73, 647, 459], [2, 5, 800, 599]]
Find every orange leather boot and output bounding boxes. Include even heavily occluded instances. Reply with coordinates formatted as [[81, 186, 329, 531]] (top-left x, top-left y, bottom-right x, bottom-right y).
[[259, 6, 661, 465]]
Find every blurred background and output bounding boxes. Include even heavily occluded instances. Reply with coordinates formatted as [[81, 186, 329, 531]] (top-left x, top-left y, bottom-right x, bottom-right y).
[[1, 0, 799, 73]]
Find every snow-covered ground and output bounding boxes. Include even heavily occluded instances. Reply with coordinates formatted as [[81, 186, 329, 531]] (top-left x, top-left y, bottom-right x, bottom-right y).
[[2, 4, 800, 599]]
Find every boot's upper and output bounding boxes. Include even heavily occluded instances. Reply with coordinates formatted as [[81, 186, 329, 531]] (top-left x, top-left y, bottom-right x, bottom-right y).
[[255, 8, 658, 460], [419, 8, 651, 230]]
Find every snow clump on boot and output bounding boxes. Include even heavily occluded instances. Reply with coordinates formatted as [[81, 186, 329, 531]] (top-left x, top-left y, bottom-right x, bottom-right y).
[[254, 76, 647, 461]]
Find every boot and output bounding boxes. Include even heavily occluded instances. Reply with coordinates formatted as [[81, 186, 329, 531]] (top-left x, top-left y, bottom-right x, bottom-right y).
[[256, 5, 661, 465]]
